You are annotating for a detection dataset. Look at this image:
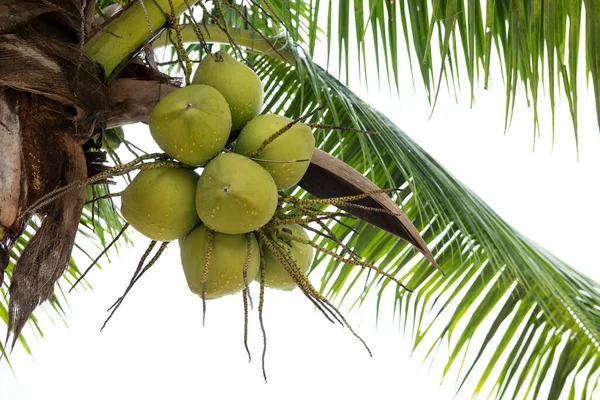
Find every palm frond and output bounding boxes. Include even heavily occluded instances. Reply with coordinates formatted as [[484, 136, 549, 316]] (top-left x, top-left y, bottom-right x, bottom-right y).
[[248, 50, 600, 399], [262, 0, 595, 146], [143, 2, 600, 394], [4, 2, 596, 397], [99, 0, 598, 141]]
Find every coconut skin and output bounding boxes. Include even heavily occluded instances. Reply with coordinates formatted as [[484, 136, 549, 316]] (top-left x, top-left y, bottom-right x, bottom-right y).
[[234, 114, 315, 189], [102, 128, 122, 151], [149, 85, 232, 165], [121, 167, 200, 241], [180, 225, 260, 299], [193, 51, 264, 132], [262, 224, 313, 291], [196, 153, 277, 234]]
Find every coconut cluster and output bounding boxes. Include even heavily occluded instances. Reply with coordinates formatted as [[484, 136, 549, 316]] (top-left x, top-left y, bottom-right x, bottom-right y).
[[120, 50, 315, 299]]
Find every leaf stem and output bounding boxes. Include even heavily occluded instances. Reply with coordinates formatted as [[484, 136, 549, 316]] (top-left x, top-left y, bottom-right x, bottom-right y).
[[154, 24, 296, 65], [84, 0, 199, 81]]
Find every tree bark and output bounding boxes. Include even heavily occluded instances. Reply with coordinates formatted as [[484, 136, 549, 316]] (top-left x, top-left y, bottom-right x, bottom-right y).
[[0, 0, 106, 343], [0, 89, 23, 232]]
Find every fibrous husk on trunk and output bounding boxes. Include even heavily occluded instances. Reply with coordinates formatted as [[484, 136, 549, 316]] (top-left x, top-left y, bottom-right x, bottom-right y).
[[0, 1, 52, 34], [0, 88, 24, 287], [6, 91, 88, 341], [0, 1, 108, 344], [0, 0, 96, 38]]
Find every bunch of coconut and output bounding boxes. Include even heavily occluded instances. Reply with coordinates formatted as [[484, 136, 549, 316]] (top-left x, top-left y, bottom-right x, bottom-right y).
[[120, 50, 315, 299]]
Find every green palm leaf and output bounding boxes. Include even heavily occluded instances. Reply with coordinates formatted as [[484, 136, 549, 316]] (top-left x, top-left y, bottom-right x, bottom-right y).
[[245, 49, 600, 398], [130, 0, 600, 395], [278, 0, 596, 145], [4, 1, 599, 399]]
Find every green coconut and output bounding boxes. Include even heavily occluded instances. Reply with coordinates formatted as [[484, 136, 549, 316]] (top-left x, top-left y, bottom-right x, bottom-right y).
[[102, 127, 123, 151], [234, 114, 315, 189], [192, 51, 264, 132], [196, 153, 277, 234], [121, 167, 199, 241], [149, 85, 231, 165], [262, 224, 313, 291], [180, 225, 260, 299]]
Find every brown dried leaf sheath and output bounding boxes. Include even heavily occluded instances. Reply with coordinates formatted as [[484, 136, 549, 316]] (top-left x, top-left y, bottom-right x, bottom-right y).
[[0, 7, 109, 343], [299, 149, 439, 270]]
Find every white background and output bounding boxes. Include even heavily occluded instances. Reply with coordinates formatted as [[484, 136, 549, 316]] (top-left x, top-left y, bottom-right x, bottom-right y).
[[1, 18, 600, 400]]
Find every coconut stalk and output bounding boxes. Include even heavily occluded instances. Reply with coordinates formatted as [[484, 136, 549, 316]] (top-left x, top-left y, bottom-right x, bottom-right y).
[[85, 0, 200, 82], [154, 24, 296, 65]]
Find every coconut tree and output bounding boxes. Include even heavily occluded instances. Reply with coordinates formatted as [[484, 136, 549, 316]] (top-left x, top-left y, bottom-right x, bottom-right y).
[[0, 1, 599, 399]]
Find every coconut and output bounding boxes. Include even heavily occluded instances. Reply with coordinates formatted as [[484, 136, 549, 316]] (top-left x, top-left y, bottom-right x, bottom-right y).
[[180, 225, 260, 299], [234, 114, 315, 189], [121, 167, 199, 241], [102, 127, 123, 151], [149, 85, 231, 165], [195, 153, 277, 234], [193, 51, 264, 132], [262, 224, 313, 290]]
